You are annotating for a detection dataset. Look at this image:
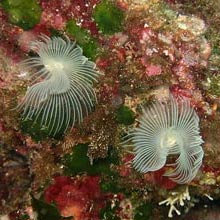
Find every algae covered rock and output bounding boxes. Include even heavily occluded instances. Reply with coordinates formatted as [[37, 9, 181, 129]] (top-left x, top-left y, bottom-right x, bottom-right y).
[[63, 143, 119, 176], [93, 0, 124, 35], [116, 105, 135, 125], [1, 0, 42, 30], [66, 19, 99, 60], [134, 203, 152, 220]]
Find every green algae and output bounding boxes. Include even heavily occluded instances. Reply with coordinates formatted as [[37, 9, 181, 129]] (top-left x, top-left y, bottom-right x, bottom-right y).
[[134, 203, 152, 220], [212, 45, 220, 55], [63, 144, 119, 176], [116, 105, 135, 125], [20, 119, 52, 142], [100, 175, 122, 194], [31, 196, 72, 220], [1, 0, 42, 30], [93, 0, 124, 35], [20, 214, 29, 220], [66, 19, 99, 60], [20, 113, 66, 141], [100, 201, 120, 220], [101, 181, 153, 220], [49, 28, 64, 38], [207, 75, 220, 97]]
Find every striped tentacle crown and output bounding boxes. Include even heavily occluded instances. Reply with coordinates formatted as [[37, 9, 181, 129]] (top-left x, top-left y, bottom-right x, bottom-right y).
[[17, 35, 100, 136], [123, 95, 204, 184]]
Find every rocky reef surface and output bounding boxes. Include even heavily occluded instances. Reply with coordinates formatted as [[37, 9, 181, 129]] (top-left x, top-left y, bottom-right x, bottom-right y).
[[1, 0, 220, 219]]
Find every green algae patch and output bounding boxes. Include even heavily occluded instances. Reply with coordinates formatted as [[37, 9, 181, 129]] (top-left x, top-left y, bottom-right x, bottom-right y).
[[100, 201, 120, 220], [20, 119, 52, 142], [66, 19, 99, 60], [31, 195, 72, 220], [116, 105, 135, 125], [134, 203, 152, 220], [63, 144, 119, 176], [49, 28, 64, 38], [206, 74, 220, 97], [20, 116, 65, 141], [93, 0, 124, 35], [1, 0, 42, 30], [100, 175, 122, 194]]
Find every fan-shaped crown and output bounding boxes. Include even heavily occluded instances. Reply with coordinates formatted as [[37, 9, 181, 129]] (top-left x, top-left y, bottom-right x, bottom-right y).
[[124, 96, 204, 184], [17, 35, 100, 136]]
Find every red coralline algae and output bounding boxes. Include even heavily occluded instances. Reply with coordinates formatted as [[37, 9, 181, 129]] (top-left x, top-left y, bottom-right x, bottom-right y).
[[129, 15, 213, 114], [202, 165, 220, 176], [129, 26, 166, 77], [18, 31, 38, 52], [0, 8, 21, 39], [0, 42, 22, 64], [96, 57, 111, 70], [143, 168, 177, 190], [0, 17, 23, 63], [17, 24, 51, 53], [152, 168, 178, 190], [44, 175, 106, 220], [118, 154, 134, 177], [141, 27, 156, 42], [39, 0, 68, 30], [98, 83, 120, 104], [145, 64, 162, 76], [40, 11, 66, 30], [39, 0, 100, 35], [170, 85, 193, 99]]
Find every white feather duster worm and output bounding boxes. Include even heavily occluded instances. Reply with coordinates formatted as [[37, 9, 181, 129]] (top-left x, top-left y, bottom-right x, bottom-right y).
[[124, 96, 204, 184], [17, 35, 100, 136]]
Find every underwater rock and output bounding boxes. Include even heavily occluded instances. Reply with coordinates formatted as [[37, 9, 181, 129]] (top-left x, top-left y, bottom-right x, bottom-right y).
[[44, 175, 107, 220]]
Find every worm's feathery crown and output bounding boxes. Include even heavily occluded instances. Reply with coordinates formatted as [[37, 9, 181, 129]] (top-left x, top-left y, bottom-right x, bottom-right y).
[[18, 35, 100, 136], [124, 96, 204, 184]]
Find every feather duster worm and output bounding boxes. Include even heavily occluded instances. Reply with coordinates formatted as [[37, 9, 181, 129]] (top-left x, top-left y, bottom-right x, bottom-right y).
[[17, 35, 100, 136], [124, 96, 204, 184]]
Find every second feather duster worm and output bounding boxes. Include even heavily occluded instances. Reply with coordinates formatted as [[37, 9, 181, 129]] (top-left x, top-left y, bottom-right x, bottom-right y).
[[124, 96, 204, 184]]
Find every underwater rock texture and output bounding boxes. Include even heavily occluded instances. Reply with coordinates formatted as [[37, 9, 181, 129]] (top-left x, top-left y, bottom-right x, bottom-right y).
[[1, 0, 220, 219]]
